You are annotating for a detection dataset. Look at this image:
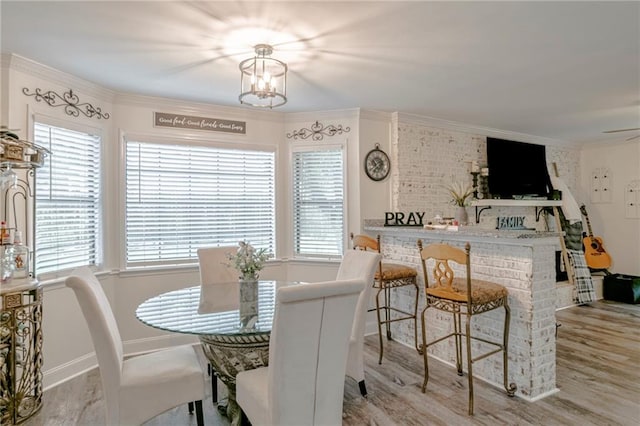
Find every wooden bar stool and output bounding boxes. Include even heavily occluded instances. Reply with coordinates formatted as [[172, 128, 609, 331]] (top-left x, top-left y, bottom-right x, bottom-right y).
[[351, 233, 421, 364], [417, 240, 516, 415]]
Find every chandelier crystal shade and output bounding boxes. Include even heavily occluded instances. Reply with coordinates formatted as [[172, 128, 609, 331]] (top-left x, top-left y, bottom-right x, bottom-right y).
[[239, 44, 288, 108]]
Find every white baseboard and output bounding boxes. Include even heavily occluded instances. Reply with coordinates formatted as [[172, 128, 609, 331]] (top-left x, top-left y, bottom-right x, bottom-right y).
[[555, 275, 604, 310], [525, 386, 561, 402], [42, 334, 199, 391], [123, 334, 199, 356], [43, 352, 97, 391]]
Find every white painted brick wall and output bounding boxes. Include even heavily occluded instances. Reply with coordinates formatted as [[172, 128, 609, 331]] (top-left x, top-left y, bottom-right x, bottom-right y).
[[391, 121, 581, 230]]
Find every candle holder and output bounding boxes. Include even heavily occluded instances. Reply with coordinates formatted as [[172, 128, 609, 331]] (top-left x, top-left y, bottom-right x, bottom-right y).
[[470, 171, 480, 199]]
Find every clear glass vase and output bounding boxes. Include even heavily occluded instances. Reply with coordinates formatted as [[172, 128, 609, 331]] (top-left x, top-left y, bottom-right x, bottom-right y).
[[239, 277, 259, 330]]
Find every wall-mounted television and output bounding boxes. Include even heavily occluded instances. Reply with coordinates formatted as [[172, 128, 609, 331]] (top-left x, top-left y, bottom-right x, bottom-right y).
[[486, 137, 553, 199]]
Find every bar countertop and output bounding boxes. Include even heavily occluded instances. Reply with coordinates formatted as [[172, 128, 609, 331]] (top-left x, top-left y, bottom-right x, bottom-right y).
[[363, 220, 562, 247]]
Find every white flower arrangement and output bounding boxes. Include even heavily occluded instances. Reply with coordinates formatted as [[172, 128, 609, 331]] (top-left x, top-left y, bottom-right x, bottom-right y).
[[444, 181, 475, 207], [227, 241, 270, 281]]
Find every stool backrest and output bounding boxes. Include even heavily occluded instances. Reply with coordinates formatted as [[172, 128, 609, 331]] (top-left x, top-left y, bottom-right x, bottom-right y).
[[350, 232, 380, 253], [417, 241, 471, 296]]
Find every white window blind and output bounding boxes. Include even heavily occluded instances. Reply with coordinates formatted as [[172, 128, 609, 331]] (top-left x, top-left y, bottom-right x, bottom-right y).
[[125, 140, 275, 267], [34, 122, 101, 275], [292, 147, 344, 257]]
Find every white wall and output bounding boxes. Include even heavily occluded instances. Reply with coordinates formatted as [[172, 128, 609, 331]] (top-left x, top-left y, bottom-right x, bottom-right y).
[[284, 109, 363, 250], [111, 92, 287, 268], [357, 111, 393, 230], [580, 140, 640, 275]]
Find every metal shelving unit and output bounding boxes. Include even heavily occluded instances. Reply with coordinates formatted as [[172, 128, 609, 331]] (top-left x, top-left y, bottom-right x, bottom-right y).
[[1, 129, 48, 424], [1, 281, 43, 425]]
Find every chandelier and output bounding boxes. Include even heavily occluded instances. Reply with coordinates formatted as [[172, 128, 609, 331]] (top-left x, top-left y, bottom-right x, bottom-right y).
[[239, 44, 288, 108]]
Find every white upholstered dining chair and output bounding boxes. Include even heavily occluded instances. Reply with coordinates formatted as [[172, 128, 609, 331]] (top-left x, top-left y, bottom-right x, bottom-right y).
[[336, 249, 382, 397], [197, 245, 237, 403], [65, 267, 206, 426], [236, 278, 365, 426], [197, 246, 238, 284]]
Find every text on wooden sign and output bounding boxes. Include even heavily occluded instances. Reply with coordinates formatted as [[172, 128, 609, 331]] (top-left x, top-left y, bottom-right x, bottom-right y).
[[154, 112, 246, 134]]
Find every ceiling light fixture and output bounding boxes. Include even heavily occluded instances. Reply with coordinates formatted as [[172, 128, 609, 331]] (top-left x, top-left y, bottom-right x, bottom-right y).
[[239, 44, 287, 108]]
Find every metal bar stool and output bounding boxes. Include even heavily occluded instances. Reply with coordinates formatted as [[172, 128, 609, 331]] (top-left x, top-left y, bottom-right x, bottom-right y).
[[351, 233, 421, 364], [417, 240, 516, 415]]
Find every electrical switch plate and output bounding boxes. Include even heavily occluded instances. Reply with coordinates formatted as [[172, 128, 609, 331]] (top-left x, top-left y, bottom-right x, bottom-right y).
[[590, 167, 612, 203], [625, 180, 640, 219]]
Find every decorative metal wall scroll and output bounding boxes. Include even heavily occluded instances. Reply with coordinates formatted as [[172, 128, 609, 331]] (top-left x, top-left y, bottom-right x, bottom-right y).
[[286, 120, 350, 141], [22, 87, 110, 120]]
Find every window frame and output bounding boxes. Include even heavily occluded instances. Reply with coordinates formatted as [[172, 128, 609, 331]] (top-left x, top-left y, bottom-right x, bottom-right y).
[[290, 141, 348, 259], [119, 132, 278, 270], [29, 113, 104, 280]]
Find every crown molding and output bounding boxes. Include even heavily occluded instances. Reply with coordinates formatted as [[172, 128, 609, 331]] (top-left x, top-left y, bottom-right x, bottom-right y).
[[359, 109, 393, 122], [0, 52, 584, 148], [393, 111, 577, 149], [3, 53, 285, 123], [579, 137, 640, 150], [114, 92, 285, 123], [3, 53, 116, 102], [1, 53, 12, 69], [284, 108, 360, 125]]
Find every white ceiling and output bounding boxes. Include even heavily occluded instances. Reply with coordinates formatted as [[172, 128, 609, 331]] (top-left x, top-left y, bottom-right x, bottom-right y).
[[2, 1, 639, 144]]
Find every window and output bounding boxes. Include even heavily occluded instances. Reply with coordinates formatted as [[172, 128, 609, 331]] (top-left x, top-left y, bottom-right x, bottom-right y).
[[125, 140, 275, 268], [34, 122, 102, 276], [292, 146, 345, 257]]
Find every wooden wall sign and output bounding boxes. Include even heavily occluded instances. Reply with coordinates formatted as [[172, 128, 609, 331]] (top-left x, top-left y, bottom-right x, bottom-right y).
[[154, 112, 246, 134], [384, 212, 425, 226]]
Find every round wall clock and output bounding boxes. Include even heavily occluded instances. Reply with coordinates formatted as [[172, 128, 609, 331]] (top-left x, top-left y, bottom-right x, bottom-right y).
[[364, 144, 390, 181]]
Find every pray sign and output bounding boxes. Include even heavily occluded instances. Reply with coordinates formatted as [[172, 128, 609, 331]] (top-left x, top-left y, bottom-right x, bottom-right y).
[[384, 212, 425, 227]]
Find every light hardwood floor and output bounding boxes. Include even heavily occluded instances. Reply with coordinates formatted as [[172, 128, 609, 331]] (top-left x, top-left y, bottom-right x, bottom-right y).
[[23, 301, 639, 425]]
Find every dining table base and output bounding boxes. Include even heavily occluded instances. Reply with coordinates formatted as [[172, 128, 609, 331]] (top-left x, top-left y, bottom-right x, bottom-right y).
[[200, 333, 270, 426]]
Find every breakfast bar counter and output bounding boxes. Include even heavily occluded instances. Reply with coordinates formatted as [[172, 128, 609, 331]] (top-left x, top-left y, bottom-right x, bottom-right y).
[[363, 221, 561, 401]]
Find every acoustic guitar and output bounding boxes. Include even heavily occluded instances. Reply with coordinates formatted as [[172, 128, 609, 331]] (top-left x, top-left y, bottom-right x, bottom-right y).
[[579, 204, 612, 270]]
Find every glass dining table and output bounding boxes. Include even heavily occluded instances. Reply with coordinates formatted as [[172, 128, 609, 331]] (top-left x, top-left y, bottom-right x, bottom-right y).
[[136, 280, 297, 426]]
